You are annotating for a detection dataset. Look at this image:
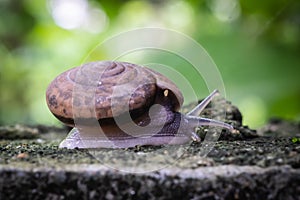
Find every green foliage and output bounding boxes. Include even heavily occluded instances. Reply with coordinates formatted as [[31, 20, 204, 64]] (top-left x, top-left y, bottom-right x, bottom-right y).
[[292, 137, 300, 144], [0, 0, 299, 127]]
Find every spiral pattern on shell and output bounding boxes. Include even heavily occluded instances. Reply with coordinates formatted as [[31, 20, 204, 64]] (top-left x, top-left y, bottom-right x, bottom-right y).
[[46, 61, 183, 126]]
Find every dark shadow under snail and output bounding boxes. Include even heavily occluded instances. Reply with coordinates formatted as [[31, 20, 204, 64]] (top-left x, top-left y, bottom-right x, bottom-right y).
[[46, 61, 233, 149]]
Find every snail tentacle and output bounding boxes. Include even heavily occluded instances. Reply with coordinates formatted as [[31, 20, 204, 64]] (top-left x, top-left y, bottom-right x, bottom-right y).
[[184, 115, 234, 130], [187, 89, 219, 116]]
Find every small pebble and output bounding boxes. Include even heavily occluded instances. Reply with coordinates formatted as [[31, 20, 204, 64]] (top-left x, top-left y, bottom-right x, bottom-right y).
[[16, 153, 29, 159]]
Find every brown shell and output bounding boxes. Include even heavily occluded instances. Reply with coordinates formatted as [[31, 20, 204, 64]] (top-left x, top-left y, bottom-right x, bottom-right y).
[[46, 61, 183, 125]]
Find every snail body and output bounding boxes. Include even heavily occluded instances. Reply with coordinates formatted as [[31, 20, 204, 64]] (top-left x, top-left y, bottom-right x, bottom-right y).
[[46, 61, 233, 149]]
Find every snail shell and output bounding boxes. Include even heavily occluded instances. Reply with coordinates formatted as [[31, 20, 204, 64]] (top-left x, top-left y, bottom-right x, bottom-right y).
[[46, 61, 233, 148], [46, 61, 182, 125]]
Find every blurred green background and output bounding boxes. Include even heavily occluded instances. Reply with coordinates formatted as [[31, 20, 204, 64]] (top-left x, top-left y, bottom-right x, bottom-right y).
[[1, 0, 300, 128]]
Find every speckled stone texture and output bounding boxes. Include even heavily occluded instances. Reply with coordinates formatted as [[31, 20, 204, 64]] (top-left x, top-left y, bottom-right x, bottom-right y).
[[0, 100, 299, 199], [1, 165, 299, 200]]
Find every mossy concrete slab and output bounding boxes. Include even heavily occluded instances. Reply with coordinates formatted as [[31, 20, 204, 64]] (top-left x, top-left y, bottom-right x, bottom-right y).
[[1, 164, 299, 200], [0, 100, 299, 199]]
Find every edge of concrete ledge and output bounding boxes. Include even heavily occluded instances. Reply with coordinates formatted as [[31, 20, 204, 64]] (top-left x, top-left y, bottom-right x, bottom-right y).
[[1, 164, 299, 199]]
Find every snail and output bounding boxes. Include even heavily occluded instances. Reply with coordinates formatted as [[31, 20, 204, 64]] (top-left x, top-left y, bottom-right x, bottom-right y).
[[46, 61, 233, 149]]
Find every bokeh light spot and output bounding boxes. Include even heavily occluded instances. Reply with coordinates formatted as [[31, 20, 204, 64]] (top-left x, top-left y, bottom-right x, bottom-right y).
[[48, 0, 107, 33], [208, 0, 241, 22], [239, 96, 267, 128]]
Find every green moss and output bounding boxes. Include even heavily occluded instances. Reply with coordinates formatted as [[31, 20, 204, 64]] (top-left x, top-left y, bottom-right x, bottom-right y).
[[292, 137, 300, 144]]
